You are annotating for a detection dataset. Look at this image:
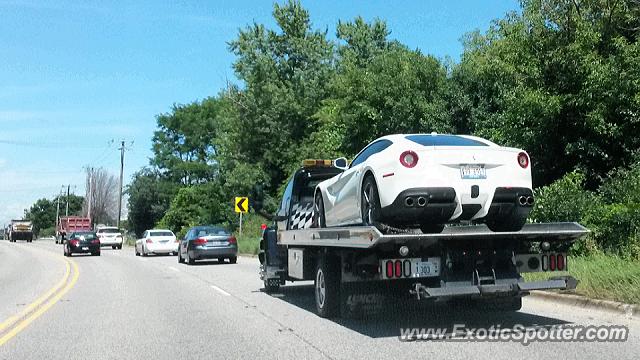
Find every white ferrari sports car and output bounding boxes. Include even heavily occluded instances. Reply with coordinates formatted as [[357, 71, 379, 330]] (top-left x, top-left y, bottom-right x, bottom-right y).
[[313, 133, 534, 233]]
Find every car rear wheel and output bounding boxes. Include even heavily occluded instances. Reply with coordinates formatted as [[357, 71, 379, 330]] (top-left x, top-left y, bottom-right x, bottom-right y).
[[420, 224, 445, 234], [361, 176, 382, 230], [135, 247, 140, 256], [186, 251, 195, 265], [178, 251, 184, 263], [313, 192, 326, 228], [486, 212, 527, 232], [229, 256, 237, 264]]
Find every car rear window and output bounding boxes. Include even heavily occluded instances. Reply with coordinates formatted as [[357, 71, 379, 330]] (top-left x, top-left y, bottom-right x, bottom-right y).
[[197, 228, 229, 237], [72, 233, 97, 240], [98, 228, 120, 233], [150, 231, 174, 237], [406, 135, 488, 147]]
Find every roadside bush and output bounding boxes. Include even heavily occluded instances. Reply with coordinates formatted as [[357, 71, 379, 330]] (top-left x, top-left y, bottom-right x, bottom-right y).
[[39, 226, 55, 237], [529, 171, 598, 224]]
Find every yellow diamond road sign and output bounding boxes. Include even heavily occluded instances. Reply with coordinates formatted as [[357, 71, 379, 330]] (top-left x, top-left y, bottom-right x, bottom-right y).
[[235, 197, 248, 213]]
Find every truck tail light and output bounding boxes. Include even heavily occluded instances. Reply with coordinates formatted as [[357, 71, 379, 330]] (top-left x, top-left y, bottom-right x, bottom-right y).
[[194, 238, 207, 245], [386, 260, 393, 278], [394, 260, 402, 278], [399, 151, 418, 168], [518, 152, 529, 169], [557, 254, 565, 271]]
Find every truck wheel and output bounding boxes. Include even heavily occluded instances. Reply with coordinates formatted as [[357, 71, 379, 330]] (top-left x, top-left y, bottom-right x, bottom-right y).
[[315, 256, 340, 318], [361, 176, 382, 231], [477, 297, 522, 312], [313, 192, 326, 228]]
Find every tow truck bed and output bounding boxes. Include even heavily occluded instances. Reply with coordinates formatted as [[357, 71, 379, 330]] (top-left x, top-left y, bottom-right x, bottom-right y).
[[279, 222, 589, 248]]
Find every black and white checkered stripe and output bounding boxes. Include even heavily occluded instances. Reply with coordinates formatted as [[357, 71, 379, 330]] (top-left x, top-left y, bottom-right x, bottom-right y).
[[290, 203, 314, 230]]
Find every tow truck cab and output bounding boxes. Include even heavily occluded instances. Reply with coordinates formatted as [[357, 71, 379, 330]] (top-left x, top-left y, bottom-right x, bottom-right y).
[[259, 159, 587, 318]]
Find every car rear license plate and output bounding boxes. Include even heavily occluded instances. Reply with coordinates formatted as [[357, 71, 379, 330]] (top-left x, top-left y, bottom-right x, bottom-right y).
[[160, 240, 169, 243], [82, 247, 89, 250], [460, 164, 486, 179], [380, 258, 441, 279]]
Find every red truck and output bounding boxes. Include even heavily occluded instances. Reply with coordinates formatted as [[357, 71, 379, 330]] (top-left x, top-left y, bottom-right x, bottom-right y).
[[56, 216, 92, 244]]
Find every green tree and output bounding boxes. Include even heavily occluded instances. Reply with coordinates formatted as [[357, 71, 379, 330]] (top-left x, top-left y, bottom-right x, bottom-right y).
[[152, 97, 223, 185], [126, 169, 178, 237], [222, 0, 335, 194], [455, 0, 640, 187], [25, 194, 84, 236]]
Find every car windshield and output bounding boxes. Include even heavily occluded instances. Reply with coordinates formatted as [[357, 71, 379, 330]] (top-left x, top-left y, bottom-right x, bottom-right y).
[[71, 233, 97, 240], [196, 228, 229, 237], [406, 134, 489, 147], [150, 231, 174, 237], [98, 228, 120, 233]]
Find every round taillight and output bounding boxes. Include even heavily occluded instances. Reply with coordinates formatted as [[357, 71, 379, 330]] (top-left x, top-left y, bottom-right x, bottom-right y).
[[517, 152, 529, 169], [400, 151, 418, 168]]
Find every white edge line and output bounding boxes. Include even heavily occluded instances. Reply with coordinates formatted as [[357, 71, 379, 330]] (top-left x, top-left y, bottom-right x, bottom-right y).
[[210, 285, 231, 296]]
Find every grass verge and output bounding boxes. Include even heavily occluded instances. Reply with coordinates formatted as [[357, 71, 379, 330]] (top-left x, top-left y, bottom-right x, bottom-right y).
[[524, 254, 640, 304]]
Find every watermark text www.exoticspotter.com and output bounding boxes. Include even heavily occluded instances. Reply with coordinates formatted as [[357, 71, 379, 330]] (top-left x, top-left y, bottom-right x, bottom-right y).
[[399, 324, 629, 345]]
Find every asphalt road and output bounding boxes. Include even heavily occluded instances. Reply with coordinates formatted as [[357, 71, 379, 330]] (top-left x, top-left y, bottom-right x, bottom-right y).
[[1, 239, 638, 359]]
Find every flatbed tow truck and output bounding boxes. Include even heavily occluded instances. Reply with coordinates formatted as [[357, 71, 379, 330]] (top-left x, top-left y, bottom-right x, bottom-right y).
[[258, 160, 589, 318]]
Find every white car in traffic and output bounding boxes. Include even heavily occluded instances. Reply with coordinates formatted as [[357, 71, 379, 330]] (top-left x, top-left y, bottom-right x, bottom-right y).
[[135, 229, 178, 256], [313, 133, 534, 233], [96, 226, 124, 249]]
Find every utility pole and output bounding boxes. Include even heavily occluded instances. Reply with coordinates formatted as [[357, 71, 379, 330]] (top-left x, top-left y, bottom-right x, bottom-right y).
[[87, 168, 93, 220], [117, 140, 125, 229], [65, 184, 70, 216]]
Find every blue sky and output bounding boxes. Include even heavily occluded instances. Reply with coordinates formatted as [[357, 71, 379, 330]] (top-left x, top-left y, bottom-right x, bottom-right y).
[[0, 0, 519, 225]]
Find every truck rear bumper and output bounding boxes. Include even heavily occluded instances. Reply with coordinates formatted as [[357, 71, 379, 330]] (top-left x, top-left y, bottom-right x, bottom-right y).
[[409, 275, 578, 300]]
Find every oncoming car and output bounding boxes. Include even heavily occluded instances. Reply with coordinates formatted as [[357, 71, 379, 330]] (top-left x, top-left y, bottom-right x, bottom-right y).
[[313, 133, 534, 233], [135, 229, 178, 256], [64, 232, 100, 256]]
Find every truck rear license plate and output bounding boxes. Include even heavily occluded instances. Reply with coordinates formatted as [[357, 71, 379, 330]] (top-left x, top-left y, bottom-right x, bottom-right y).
[[460, 164, 486, 179], [381, 258, 441, 279]]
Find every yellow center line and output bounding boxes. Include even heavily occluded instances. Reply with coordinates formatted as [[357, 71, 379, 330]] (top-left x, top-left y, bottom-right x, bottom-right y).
[[0, 249, 80, 346], [0, 259, 70, 333]]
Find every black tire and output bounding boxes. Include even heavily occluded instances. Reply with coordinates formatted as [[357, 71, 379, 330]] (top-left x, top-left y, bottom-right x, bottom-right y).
[[313, 192, 326, 228], [361, 176, 382, 230], [135, 247, 140, 256], [229, 256, 237, 264], [112, 245, 116, 250], [420, 224, 445, 234], [178, 251, 185, 264], [486, 213, 527, 232], [186, 251, 195, 265], [217, 258, 225, 264], [476, 297, 522, 312], [314, 255, 340, 318]]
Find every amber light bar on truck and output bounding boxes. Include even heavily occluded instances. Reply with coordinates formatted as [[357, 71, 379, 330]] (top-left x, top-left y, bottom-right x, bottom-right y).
[[302, 159, 333, 167]]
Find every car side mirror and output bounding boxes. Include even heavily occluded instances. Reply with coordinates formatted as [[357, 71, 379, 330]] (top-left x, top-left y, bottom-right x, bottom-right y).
[[334, 157, 348, 170]]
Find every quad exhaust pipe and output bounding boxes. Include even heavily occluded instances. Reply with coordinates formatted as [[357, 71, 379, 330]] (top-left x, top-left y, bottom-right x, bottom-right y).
[[404, 196, 428, 207], [518, 196, 535, 206]]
